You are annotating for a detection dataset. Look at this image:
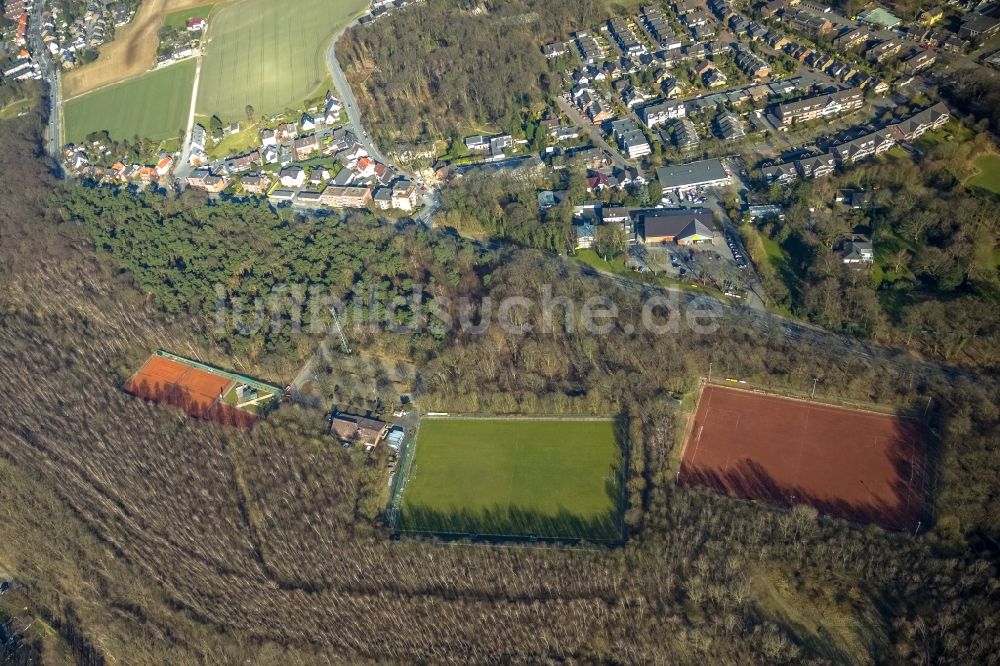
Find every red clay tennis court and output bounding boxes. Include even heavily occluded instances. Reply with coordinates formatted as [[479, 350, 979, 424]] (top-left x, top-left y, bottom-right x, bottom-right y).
[[125, 354, 256, 427], [680, 384, 926, 531]]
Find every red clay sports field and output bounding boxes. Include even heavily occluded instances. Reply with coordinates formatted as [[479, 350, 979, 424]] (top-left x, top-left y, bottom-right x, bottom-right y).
[[680, 384, 926, 531]]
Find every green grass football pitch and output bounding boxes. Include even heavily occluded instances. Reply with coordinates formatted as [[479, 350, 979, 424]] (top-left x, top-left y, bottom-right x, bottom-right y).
[[195, 0, 368, 121], [64, 59, 196, 143], [398, 418, 624, 541]]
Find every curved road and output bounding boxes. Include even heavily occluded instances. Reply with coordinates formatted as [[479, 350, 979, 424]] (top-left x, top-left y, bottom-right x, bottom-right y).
[[326, 29, 390, 165], [325, 27, 440, 221]]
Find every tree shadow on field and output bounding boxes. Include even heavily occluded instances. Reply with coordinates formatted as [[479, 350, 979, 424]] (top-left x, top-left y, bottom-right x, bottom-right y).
[[126, 377, 257, 428], [398, 503, 623, 545], [679, 450, 922, 533]]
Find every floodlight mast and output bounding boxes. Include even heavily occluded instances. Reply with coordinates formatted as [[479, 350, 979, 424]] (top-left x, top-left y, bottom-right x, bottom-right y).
[[330, 307, 351, 354]]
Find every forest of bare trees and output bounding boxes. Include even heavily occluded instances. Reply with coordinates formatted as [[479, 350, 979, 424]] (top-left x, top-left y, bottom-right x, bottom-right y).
[[0, 112, 999, 664], [336, 0, 610, 144]]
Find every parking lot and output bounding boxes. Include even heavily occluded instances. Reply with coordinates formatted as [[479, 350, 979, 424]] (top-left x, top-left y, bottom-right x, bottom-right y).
[[631, 229, 750, 298]]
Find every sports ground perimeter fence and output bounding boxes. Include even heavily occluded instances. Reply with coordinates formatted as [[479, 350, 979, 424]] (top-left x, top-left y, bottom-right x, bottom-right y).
[[703, 375, 931, 420], [680, 377, 937, 533], [383, 414, 628, 545]]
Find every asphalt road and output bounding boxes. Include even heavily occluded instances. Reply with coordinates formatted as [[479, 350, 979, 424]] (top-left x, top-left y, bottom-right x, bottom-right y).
[[556, 96, 632, 170], [28, 0, 62, 162], [326, 28, 390, 166]]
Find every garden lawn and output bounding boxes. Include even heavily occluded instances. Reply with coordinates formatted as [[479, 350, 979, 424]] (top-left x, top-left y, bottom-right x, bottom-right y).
[[968, 153, 1000, 195], [195, 0, 368, 120], [400, 418, 623, 541], [64, 59, 196, 143]]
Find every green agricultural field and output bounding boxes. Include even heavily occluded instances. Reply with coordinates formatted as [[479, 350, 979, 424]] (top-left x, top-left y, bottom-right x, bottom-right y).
[[195, 0, 368, 120], [968, 153, 1000, 195], [398, 418, 624, 541], [163, 3, 215, 30], [64, 59, 196, 143]]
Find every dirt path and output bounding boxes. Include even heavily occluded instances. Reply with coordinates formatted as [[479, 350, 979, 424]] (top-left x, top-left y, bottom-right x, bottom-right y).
[[175, 49, 204, 178], [63, 0, 219, 99]]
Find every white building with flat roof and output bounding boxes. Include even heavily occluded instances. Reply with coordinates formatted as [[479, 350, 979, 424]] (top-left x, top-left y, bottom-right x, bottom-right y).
[[656, 158, 731, 194]]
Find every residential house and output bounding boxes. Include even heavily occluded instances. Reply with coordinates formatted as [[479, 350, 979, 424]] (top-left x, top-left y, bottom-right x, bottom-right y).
[[489, 134, 514, 157], [542, 42, 567, 58], [902, 49, 936, 73], [673, 0, 699, 15], [301, 113, 316, 131], [610, 118, 651, 158], [331, 168, 355, 187], [320, 185, 372, 208], [795, 152, 836, 179], [538, 190, 568, 210], [835, 189, 872, 208], [309, 166, 331, 184], [391, 179, 418, 210], [260, 128, 277, 147], [623, 86, 653, 108], [715, 112, 745, 140], [585, 97, 615, 124], [279, 166, 306, 188], [841, 239, 874, 264], [639, 99, 687, 128], [229, 151, 261, 173], [919, 7, 944, 26], [154, 155, 173, 176], [464, 135, 489, 151], [292, 135, 320, 160], [355, 157, 377, 179], [734, 47, 771, 78], [832, 25, 869, 50], [865, 38, 905, 64], [673, 118, 700, 149], [888, 102, 950, 141], [189, 124, 207, 152], [774, 88, 864, 126], [575, 31, 604, 63], [662, 78, 685, 98], [276, 123, 298, 142], [240, 173, 270, 194], [330, 413, 388, 451], [372, 187, 393, 210], [601, 205, 632, 227], [694, 60, 717, 78], [781, 7, 833, 37], [324, 99, 341, 125], [705, 69, 728, 87], [549, 124, 583, 141], [186, 168, 228, 193]]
